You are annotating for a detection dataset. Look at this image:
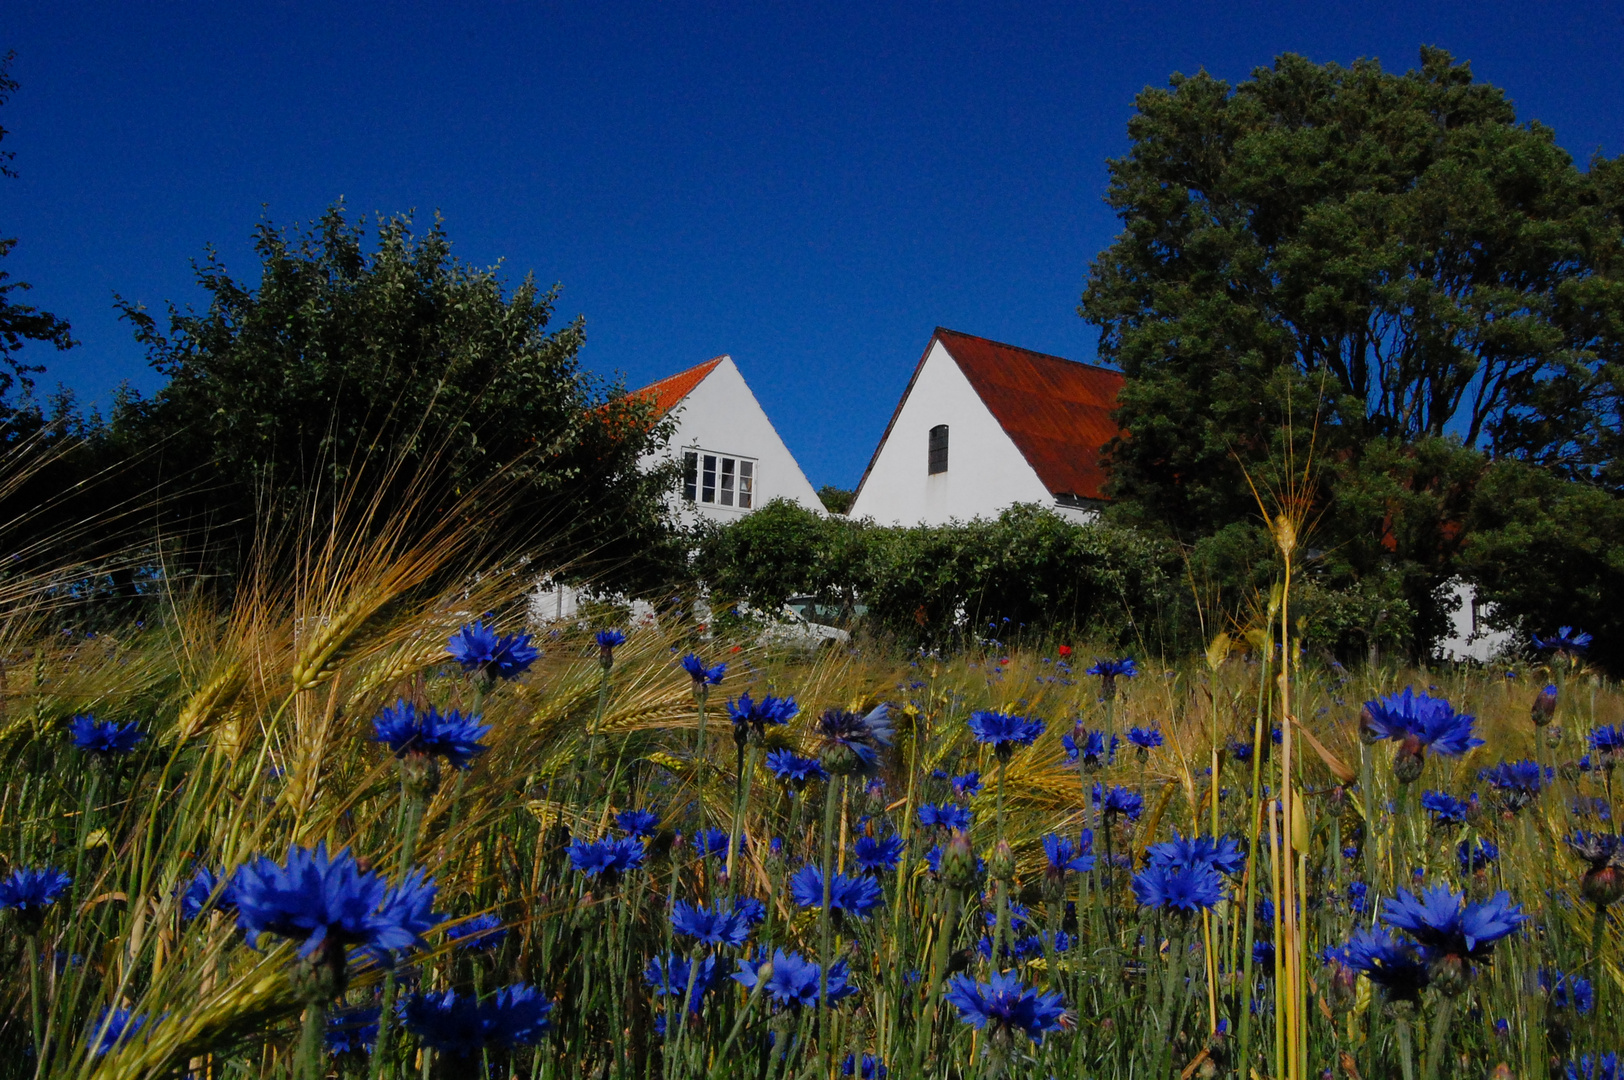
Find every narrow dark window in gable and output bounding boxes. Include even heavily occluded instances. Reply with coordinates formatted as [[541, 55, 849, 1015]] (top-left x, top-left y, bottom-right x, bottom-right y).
[[928, 424, 949, 475]]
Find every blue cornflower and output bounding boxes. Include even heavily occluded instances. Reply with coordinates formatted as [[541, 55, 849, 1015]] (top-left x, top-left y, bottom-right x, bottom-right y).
[[617, 809, 661, 837], [1359, 688, 1482, 781], [1145, 832, 1246, 876], [447, 913, 506, 951], [1125, 726, 1163, 751], [1568, 830, 1624, 870], [788, 865, 885, 920], [1348, 881, 1368, 914], [371, 701, 490, 771], [841, 1052, 888, 1078], [1534, 627, 1593, 654], [1458, 838, 1500, 874], [1420, 791, 1470, 825], [646, 953, 721, 1012], [180, 866, 237, 921], [1252, 939, 1276, 971], [1479, 760, 1547, 811], [1381, 885, 1526, 964], [1132, 862, 1225, 913], [401, 984, 552, 1056], [0, 865, 72, 922], [595, 629, 627, 665], [680, 653, 726, 686], [853, 834, 905, 874], [732, 948, 857, 1009], [1591, 726, 1624, 764], [765, 749, 828, 790], [231, 843, 443, 967], [1064, 729, 1117, 768], [1567, 1054, 1624, 1080], [446, 621, 539, 681], [918, 803, 973, 831], [727, 692, 798, 741], [694, 828, 735, 860], [88, 1006, 153, 1057], [1094, 783, 1144, 821], [567, 836, 646, 883], [69, 715, 145, 757], [967, 710, 1046, 759], [1228, 738, 1254, 763], [944, 970, 1067, 1042], [815, 705, 894, 775], [1542, 969, 1596, 1015], [326, 1006, 380, 1055], [1086, 657, 1139, 695], [950, 772, 983, 797], [670, 900, 751, 947], [1566, 832, 1624, 906], [732, 896, 767, 927], [1042, 833, 1096, 877], [1338, 928, 1431, 1002]]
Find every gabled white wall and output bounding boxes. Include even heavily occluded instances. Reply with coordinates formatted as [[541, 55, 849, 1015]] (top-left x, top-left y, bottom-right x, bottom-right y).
[[644, 356, 825, 524], [849, 339, 1053, 526]]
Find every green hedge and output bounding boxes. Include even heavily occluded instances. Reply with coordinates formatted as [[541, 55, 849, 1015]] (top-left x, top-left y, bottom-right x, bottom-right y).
[[693, 500, 1198, 652]]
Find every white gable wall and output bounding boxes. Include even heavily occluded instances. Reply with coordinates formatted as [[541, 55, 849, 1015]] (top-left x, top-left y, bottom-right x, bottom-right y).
[[849, 340, 1053, 526], [643, 356, 825, 525]]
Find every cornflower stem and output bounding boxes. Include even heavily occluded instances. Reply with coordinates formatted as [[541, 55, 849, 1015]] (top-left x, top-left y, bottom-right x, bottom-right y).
[[1592, 904, 1609, 1019], [372, 782, 429, 1080], [818, 774, 843, 1071], [708, 971, 770, 1078], [726, 740, 756, 893], [25, 933, 41, 1060], [911, 885, 962, 1075], [296, 1000, 329, 1080], [70, 767, 101, 911], [1394, 1013, 1416, 1080], [694, 686, 710, 834], [993, 756, 1009, 961], [1421, 995, 1454, 1080]]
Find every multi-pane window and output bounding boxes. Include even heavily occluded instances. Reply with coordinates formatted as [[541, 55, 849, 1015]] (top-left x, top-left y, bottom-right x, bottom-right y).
[[928, 424, 949, 474], [681, 450, 756, 509]]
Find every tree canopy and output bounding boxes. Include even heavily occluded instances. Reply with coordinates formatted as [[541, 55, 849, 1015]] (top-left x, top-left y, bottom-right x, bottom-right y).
[[110, 206, 680, 591], [1081, 48, 1624, 658]]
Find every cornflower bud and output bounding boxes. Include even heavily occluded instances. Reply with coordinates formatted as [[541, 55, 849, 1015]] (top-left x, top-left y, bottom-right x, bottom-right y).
[[1531, 684, 1557, 727], [988, 839, 1016, 883]]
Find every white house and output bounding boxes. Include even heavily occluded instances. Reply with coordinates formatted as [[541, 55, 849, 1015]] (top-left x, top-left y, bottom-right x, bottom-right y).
[[633, 355, 825, 524], [530, 354, 823, 624], [848, 328, 1124, 526]]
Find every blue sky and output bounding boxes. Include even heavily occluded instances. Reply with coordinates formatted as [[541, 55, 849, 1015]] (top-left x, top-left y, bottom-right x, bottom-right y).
[[3, 2, 1622, 488]]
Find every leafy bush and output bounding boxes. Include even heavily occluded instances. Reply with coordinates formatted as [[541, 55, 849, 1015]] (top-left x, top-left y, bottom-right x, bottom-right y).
[[696, 501, 1195, 651]]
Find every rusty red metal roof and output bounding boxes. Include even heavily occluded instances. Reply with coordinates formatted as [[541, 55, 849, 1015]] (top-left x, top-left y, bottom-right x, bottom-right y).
[[631, 356, 725, 418], [856, 329, 1124, 503]]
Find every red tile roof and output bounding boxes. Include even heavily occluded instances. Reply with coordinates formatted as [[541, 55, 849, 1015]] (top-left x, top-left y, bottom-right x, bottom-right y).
[[631, 357, 725, 418], [857, 329, 1124, 502]]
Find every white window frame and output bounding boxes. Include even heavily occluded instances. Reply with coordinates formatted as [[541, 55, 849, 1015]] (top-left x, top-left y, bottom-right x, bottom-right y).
[[681, 449, 757, 509]]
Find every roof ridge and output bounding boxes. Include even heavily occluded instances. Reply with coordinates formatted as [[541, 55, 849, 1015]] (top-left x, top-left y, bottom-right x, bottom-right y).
[[933, 326, 1120, 377], [630, 355, 727, 419]]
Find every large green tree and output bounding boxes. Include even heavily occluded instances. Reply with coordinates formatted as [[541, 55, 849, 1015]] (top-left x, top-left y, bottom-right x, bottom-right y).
[[112, 206, 679, 591], [1080, 48, 1624, 654], [1082, 47, 1621, 530]]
